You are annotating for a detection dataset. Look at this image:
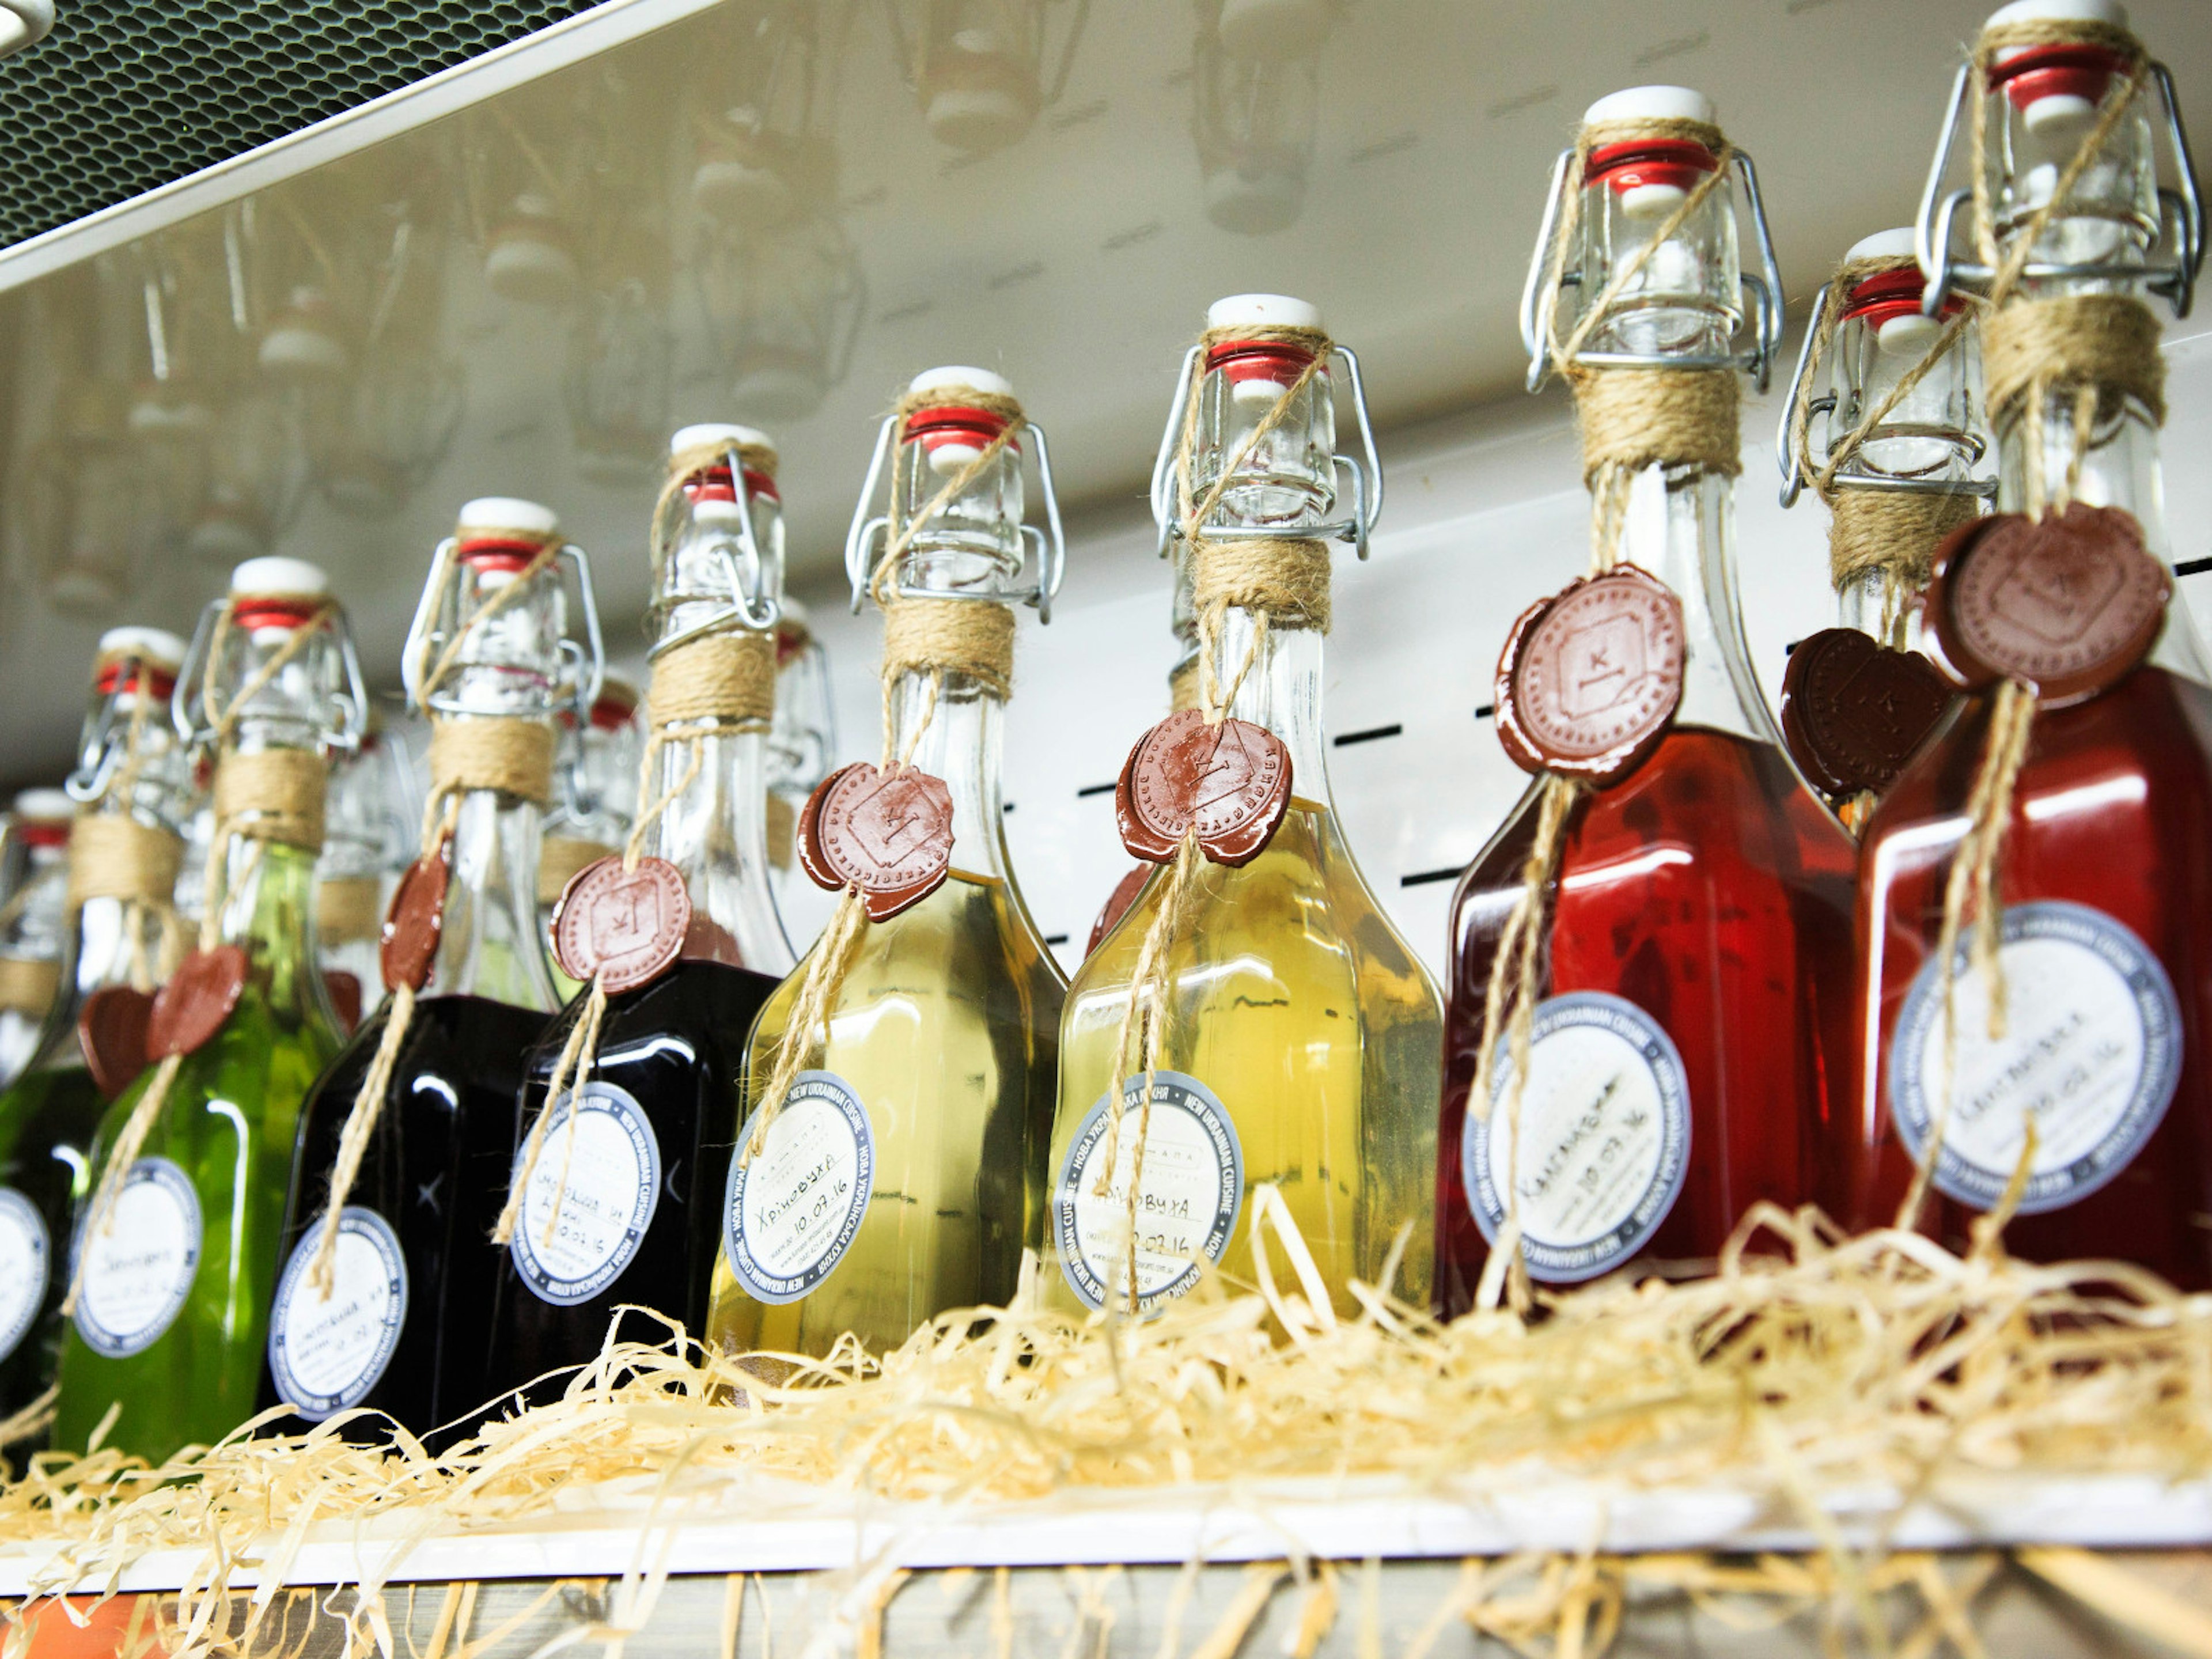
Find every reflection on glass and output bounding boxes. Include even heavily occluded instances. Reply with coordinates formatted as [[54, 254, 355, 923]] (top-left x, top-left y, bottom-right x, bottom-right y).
[[887, 0, 1088, 154], [1192, 0, 1335, 236]]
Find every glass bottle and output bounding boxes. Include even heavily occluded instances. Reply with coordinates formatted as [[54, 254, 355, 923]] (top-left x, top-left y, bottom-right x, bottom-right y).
[[489, 426, 797, 1407], [0, 631, 192, 1434], [1046, 299, 1442, 1319], [54, 557, 361, 1463], [710, 368, 1067, 1359], [540, 675, 642, 1000], [316, 718, 417, 1032], [263, 499, 588, 1440], [0, 793, 73, 1090], [766, 595, 836, 884], [1844, 2, 2212, 1286], [1435, 90, 1858, 1313]]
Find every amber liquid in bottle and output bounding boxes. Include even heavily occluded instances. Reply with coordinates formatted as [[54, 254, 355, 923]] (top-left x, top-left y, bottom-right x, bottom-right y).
[[1435, 471, 1858, 1315]]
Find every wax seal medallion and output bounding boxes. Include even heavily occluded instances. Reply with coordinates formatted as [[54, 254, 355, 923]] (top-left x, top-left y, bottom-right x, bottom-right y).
[[1118, 710, 1293, 867], [552, 856, 692, 993], [147, 945, 249, 1060], [794, 763, 858, 893], [1086, 865, 1151, 956], [1929, 505, 2169, 707], [380, 849, 449, 994], [1779, 628, 1952, 797], [803, 763, 956, 922], [1495, 566, 1685, 785], [79, 986, 152, 1100]]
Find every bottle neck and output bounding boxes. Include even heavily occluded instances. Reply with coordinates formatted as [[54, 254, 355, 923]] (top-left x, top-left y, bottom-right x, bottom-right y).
[[67, 896, 167, 999], [211, 835, 326, 1017], [1618, 464, 1779, 744], [1202, 612, 1334, 807], [1994, 389, 2209, 683], [887, 671, 1013, 881], [432, 789, 559, 1010]]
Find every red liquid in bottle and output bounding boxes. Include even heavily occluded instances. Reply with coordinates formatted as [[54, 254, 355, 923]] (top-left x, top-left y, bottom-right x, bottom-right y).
[[1435, 726, 1858, 1315], [1840, 664, 2212, 1289]]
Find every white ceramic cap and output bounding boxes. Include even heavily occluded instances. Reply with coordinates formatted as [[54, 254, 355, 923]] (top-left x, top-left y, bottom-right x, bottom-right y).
[[1206, 293, 1323, 332], [1583, 85, 1716, 128], [671, 423, 778, 469], [1988, 0, 2126, 29], [909, 365, 1013, 400], [257, 318, 349, 379], [98, 626, 188, 671], [232, 556, 329, 597], [457, 497, 559, 539], [13, 787, 73, 821], [1988, 0, 2128, 135], [779, 595, 812, 627], [1846, 227, 1919, 262]]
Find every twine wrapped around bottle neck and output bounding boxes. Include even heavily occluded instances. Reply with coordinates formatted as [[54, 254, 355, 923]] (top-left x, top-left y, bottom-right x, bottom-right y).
[[881, 596, 1014, 696], [213, 749, 328, 851], [1573, 368, 1741, 486], [1983, 295, 2166, 430], [650, 630, 778, 730], [66, 813, 183, 912], [429, 717, 556, 806], [317, 874, 384, 945], [0, 956, 57, 1016], [1189, 537, 1332, 635]]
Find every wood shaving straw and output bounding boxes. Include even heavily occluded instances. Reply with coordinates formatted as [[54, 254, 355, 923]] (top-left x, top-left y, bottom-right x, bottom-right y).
[[5, 1198, 2210, 1658]]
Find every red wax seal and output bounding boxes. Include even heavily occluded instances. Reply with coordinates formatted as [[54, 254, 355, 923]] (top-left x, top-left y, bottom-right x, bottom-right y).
[[1117, 709, 1293, 868], [1086, 865, 1151, 957], [380, 851, 450, 994], [78, 986, 153, 1100], [802, 763, 956, 922], [146, 945, 249, 1061], [323, 969, 363, 1034], [1779, 628, 1953, 797], [552, 856, 692, 993], [1929, 504, 2171, 707], [1495, 566, 1685, 786]]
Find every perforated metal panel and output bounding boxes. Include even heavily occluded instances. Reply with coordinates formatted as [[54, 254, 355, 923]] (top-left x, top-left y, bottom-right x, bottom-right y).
[[0, 0, 608, 249]]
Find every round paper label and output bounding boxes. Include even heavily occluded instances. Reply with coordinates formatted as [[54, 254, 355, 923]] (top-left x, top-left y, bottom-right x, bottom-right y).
[[722, 1071, 875, 1304], [266, 1207, 408, 1419], [73, 1157, 201, 1358], [509, 1082, 662, 1306], [1055, 1071, 1245, 1314], [0, 1187, 51, 1363], [1461, 993, 1691, 1282], [1890, 901, 2179, 1214]]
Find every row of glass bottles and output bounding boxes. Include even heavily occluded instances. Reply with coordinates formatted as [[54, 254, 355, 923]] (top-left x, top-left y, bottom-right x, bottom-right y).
[[10, 0, 2209, 1469]]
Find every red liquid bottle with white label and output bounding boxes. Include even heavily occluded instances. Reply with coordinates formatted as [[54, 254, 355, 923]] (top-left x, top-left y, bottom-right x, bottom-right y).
[[487, 428, 796, 1411], [1844, 1, 2212, 1287], [1435, 88, 1858, 1313]]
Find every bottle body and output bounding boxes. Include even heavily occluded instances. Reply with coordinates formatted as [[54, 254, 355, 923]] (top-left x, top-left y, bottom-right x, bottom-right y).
[[1437, 729, 1857, 1309], [490, 959, 779, 1405], [264, 992, 548, 1438], [710, 869, 1062, 1357], [1843, 666, 2212, 1286], [1050, 797, 1440, 1315], [53, 844, 342, 1461]]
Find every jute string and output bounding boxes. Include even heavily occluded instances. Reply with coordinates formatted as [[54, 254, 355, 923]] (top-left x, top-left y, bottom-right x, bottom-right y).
[[1476, 114, 1757, 1313], [1897, 15, 2155, 1230], [67, 806, 187, 990], [495, 442, 803, 1248], [307, 533, 560, 1294], [1829, 491, 1982, 647], [318, 876, 382, 945], [65, 597, 340, 1316], [1085, 328, 1335, 1311], [539, 835, 616, 906], [647, 438, 779, 568], [737, 381, 1025, 1166], [0, 956, 57, 1016]]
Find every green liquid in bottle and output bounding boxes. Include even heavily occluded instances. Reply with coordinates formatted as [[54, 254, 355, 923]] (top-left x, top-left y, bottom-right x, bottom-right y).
[[54, 843, 340, 1463]]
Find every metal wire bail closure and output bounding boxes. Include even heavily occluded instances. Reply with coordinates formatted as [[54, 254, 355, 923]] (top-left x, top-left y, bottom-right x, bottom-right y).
[[1518, 142, 1786, 393], [67, 644, 169, 804], [171, 592, 370, 758], [1912, 51, 2205, 317], [400, 536, 607, 725], [1145, 339, 1386, 563], [647, 444, 785, 663], [842, 411, 1068, 622]]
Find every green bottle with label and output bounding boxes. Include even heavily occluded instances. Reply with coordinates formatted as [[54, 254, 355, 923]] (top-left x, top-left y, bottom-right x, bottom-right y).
[[53, 558, 361, 1463]]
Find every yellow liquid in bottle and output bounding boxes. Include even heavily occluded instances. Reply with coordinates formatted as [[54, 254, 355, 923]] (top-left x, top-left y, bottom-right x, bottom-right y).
[[1045, 798, 1442, 1317], [708, 870, 1065, 1358]]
